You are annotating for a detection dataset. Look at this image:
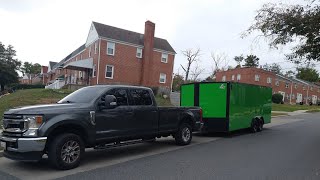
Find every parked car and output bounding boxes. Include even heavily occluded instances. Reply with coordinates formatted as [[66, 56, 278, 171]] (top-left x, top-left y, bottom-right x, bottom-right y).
[[0, 85, 202, 170]]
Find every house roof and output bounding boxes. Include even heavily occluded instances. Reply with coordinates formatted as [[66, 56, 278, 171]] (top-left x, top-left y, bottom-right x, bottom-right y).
[[93, 21, 176, 53], [49, 61, 57, 69], [52, 44, 86, 70]]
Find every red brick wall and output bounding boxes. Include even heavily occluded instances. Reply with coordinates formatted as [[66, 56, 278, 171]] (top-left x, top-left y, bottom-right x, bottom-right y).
[[216, 67, 320, 104]]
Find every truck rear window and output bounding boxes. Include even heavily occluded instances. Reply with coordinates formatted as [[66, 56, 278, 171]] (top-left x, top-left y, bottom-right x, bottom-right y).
[[129, 89, 152, 105]]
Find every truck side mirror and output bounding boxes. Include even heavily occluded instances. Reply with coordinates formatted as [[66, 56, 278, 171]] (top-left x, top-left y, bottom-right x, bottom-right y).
[[104, 95, 117, 109]]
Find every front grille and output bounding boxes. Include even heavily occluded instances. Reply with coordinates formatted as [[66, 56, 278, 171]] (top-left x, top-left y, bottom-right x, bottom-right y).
[[2, 114, 27, 135]]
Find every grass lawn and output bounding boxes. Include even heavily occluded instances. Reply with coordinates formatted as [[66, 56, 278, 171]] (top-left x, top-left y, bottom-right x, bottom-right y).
[[272, 103, 320, 112], [0, 89, 173, 117]]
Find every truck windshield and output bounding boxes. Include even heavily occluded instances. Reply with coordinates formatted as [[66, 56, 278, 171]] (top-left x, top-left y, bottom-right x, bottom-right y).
[[58, 87, 105, 104]]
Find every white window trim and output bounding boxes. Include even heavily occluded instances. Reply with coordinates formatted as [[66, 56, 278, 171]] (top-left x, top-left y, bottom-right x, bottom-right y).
[[93, 64, 96, 77], [237, 74, 241, 81], [94, 42, 98, 54], [222, 75, 226, 82], [161, 53, 168, 63], [267, 77, 272, 84], [107, 42, 115, 56], [159, 73, 166, 83], [136, 48, 142, 58], [231, 75, 235, 81], [105, 65, 114, 79], [254, 74, 260, 82]]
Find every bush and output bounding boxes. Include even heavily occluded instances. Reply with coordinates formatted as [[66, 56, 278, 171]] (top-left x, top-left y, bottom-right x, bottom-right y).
[[272, 93, 283, 104], [8, 83, 45, 90]]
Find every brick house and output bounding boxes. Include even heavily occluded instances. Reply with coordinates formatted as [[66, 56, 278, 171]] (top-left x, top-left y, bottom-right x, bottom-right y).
[[45, 21, 176, 92], [216, 67, 320, 105]]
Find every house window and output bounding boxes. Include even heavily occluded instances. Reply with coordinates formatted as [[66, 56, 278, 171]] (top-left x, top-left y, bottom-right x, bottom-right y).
[[292, 94, 295, 99], [107, 42, 115, 56], [222, 75, 226, 82], [294, 83, 298, 89], [275, 80, 279, 86], [136, 48, 142, 58], [310, 86, 313, 91], [105, 65, 114, 79], [76, 57, 78, 61], [255, 74, 260, 82], [80, 54, 82, 60], [94, 42, 98, 54], [161, 53, 168, 63], [267, 77, 272, 84], [303, 86, 306, 90], [79, 71, 83, 79], [231, 75, 235, 81], [93, 64, 96, 77], [159, 73, 166, 83], [89, 46, 92, 57], [285, 82, 289, 88], [237, 74, 241, 81]]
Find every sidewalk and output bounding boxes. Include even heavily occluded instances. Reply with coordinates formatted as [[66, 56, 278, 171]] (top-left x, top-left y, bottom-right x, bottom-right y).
[[272, 110, 308, 118]]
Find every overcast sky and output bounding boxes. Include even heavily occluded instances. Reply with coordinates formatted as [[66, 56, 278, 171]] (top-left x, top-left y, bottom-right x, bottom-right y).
[[0, 0, 304, 79]]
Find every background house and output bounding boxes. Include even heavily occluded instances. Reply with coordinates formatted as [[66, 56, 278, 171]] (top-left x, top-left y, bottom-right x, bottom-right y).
[[45, 21, 176, 93], [216, 67, 320, 105]]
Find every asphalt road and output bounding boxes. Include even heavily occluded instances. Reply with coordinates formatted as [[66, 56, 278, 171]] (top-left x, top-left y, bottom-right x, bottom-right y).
[[0, 113, 318, 180]]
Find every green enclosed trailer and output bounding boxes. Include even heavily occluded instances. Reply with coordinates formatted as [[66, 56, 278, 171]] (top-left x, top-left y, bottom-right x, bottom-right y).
[[180, 82, 272, 133]]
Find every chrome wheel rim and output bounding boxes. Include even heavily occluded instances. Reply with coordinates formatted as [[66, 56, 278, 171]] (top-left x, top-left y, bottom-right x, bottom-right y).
[[61, 140, 80, 164], [182, 127, 191, 142]]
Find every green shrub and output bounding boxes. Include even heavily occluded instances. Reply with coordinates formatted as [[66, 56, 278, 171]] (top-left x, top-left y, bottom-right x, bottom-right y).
[[272, 93, 283, 104], [8, 83, 45, 90]]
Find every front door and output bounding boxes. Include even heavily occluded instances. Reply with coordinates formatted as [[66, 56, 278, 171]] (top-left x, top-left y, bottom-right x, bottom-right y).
[[279, 91, 285, 102], [296, 93, 302, 103], [95, 88, 134, 141], [312, 95, 317, 104]]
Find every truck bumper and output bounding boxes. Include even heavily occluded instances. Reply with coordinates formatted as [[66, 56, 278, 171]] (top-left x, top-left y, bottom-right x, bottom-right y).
[[0, 136, 47, 161], [194, 122, 203, 131]]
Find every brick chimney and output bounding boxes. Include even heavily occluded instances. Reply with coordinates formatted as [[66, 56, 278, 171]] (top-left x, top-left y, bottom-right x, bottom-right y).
[[141, 21, 155, 86]]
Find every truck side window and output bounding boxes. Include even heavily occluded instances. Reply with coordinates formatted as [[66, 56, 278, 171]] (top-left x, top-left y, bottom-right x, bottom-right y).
[[129, 89, 152, 105], [106, 89, 129, 106]]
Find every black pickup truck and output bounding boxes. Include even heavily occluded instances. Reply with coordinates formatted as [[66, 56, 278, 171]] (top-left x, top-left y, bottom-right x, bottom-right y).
[[0, 85, 202, 169]]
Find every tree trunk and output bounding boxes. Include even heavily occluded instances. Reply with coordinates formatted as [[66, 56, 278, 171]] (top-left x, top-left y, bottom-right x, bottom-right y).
[[0, 84, 4, 92]]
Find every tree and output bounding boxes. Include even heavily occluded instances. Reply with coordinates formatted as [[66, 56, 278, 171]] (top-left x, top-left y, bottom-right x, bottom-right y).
[[172, 74, 184, 92], [245, 1, 320, 62], [0, 43, 21, 91], [296, 67, 319, 82], [284, 70, 296, 77], [189, 63, 204, 82], [262, 63, 282, 74], [181, 48, 201, 81], [211, 52, 229, 79], [243, 55, 259, 67], [21, 62, 41, 75], [234, 55, 244, 67]]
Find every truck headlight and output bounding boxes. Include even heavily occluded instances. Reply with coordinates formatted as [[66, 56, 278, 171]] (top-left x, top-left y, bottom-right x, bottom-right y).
[[24, 115, 43, 129], [23, 115, 43, 137]]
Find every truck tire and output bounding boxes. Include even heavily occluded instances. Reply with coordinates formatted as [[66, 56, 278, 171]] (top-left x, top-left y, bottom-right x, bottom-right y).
[[250, 119, 258, 133], [48, 133, 84, 170], [257, 118, 263, 132], [175, 123, 192, 146]]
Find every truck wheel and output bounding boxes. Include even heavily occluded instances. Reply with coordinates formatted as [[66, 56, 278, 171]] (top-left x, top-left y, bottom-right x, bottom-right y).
[[175, 123, 192, 146], [257, 119, 263, 132], [48, 133, 84, 170], [250, 119, 258, 133]]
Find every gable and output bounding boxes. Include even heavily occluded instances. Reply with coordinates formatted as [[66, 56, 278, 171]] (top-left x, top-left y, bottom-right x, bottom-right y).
[[85, 23, 99, 47]]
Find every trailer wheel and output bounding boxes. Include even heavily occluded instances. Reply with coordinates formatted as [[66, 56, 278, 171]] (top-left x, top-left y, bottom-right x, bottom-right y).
[[175, 123, 192, 146], [250, 119, 258, 133], [257, 118, 264, 132]]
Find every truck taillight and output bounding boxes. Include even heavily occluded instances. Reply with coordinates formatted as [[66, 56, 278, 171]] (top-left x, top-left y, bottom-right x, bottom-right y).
[[200, 109, 203, 123]]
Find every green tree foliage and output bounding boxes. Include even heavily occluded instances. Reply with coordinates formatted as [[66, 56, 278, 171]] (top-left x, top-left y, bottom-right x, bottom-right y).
[[243, 55, 259, 67], [246, 1, 320, 62], [0, 42, 21, 91], [262, 63, 282, 74], [234, 55, 244, 67], [284, 70, 296, 77], [21, 62, 41, 75], [296, 67, 319, 82], [272, 93, 283, 104], [172, 74, 184, 92]]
